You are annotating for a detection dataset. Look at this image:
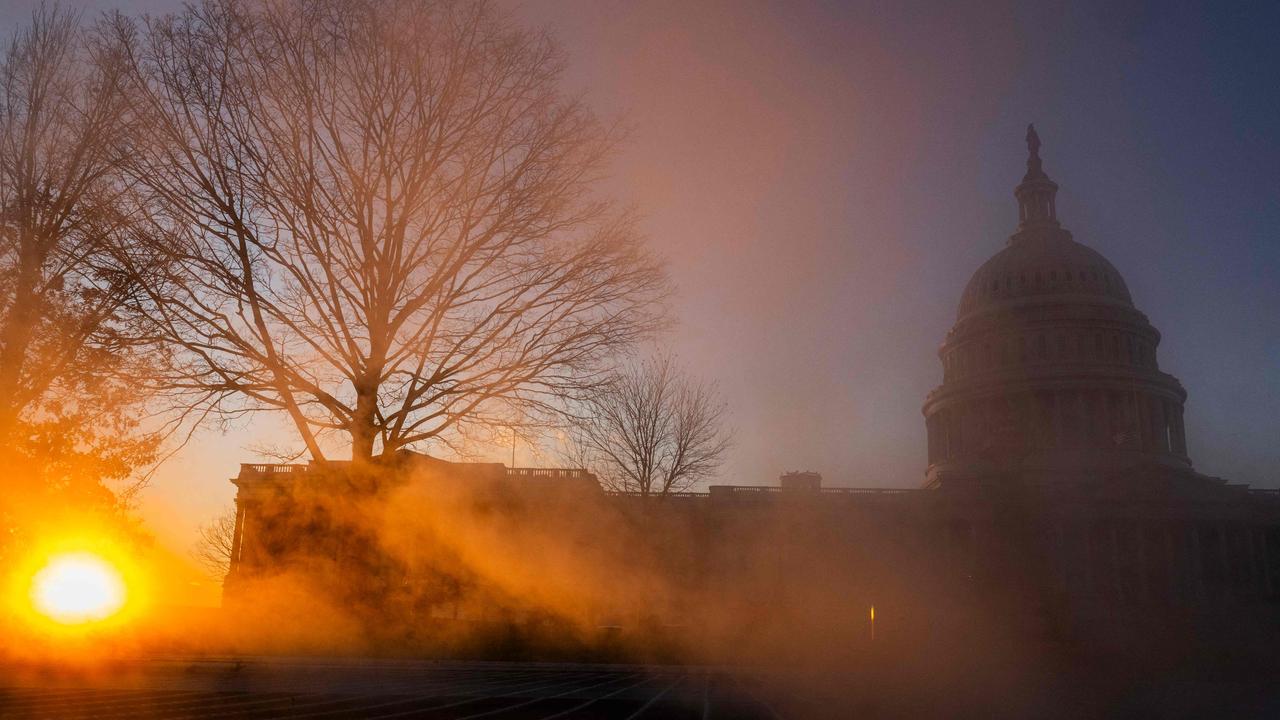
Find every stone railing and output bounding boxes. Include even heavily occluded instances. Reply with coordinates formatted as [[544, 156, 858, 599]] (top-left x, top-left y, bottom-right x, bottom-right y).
[[710, 485, 917, 496], [505, 467, 593, 479], [601, 485, 920, 499], [239, 463, 309, 475], [602, 491, 708, 499]]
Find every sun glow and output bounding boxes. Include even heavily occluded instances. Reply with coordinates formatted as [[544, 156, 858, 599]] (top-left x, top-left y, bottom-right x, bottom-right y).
[[30, 552, 128, 624], [0, 533, 161, 661]]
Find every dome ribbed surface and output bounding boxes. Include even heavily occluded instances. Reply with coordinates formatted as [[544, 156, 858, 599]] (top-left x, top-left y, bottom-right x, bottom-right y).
[[957, 234, 1133, 320]]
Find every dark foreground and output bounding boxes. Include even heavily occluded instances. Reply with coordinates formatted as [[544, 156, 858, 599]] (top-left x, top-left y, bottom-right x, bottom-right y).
[[0, 657, 781, 719], [4, 654, 1280, 719]]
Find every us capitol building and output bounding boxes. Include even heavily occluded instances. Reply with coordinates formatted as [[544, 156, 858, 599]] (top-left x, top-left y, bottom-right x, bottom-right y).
[[224, 128, 1280, 655], [926, 126, 1189, 487]]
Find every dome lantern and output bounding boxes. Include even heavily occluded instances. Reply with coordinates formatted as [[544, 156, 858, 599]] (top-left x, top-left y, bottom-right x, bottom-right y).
[[1014, 124, 1060, 232]]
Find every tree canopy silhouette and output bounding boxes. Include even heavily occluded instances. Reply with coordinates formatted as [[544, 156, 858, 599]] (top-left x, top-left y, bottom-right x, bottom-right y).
[[116, 0, 669, 462], [0, 6, 161, 546], [566, 353, 731, 497]]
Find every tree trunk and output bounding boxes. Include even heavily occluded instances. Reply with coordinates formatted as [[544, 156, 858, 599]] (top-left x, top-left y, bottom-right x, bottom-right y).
[[350, 378, 379, 463], [0, 244, 43, 441]]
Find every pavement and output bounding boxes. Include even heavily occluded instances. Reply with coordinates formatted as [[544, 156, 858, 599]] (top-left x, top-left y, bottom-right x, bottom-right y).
[[0, 656, 784, 719]]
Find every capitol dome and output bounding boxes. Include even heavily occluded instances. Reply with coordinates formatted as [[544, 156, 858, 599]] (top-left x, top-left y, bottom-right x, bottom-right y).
[[957, 233, 1134, 319], [923, 126, 1189, 488]]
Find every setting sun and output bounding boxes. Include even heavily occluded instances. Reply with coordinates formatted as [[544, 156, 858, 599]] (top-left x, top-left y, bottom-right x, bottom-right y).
[[30, 552, 127, 625]]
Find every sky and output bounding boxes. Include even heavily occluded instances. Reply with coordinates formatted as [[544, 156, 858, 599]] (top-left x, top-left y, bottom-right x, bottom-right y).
[[3, 0, 1278, 597]]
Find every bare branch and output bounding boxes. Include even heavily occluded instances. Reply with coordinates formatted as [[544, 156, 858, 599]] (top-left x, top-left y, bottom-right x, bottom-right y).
[[191, 505, 236, 579], [564, 352, 732, 498], [117, 0, 670, 463]]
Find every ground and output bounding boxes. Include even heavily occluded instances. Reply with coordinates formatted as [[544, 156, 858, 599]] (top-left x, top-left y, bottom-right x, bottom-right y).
[[0, 656, 780, 719], [4, 653, 1280, 718]]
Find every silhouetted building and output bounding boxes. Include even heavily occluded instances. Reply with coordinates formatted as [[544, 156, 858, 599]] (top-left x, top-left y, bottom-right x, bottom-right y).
[[915, 127, 1280, 635], [779, 471, 823, 492], [224, 129, 1280, 658], [927, 125, 1188, 485]]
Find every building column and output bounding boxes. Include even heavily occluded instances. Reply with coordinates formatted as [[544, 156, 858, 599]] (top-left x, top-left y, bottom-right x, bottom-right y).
[[968, 521, 980, 579], [1220, 524, 1234, 602], [1166, 401, 1185, 455], [1095, 390, 1109, 445], [1110, 522, 1123, 605], [931, 412, 942, 461], [1261, 528, 1274, 597], [1141, 392, 1152, 448], [228, 499, 246, 577], [1070, 391, 1086, 447], [1247, 526, 1262, 598], [1050, 392, 1062, 448], [1173, 404, 1188, 456], [1153, 398, 1170, 452], [1082, 521, 1096, 602], [1135, 521, 1149, 603], [1054, 518, 1068, 592], [1187, 525, 1198, 602]]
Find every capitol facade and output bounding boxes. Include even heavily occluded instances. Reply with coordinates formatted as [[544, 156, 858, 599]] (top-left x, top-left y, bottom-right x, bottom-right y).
[[223, 130, 1280, 657]]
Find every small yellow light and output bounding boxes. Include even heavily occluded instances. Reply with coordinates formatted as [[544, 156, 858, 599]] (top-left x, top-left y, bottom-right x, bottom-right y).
[[30, 552, 127, 624]]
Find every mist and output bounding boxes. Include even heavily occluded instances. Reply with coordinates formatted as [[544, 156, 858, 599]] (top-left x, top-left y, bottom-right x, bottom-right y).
[[1, 1, 1278, 717], [190, 459, 1047, 713]]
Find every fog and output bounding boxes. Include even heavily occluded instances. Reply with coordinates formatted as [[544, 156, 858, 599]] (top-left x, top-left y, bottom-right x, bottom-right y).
[[0, 0, 1266, 571], [0, 1, 1278, 714], [166, 460, 1060, 714]]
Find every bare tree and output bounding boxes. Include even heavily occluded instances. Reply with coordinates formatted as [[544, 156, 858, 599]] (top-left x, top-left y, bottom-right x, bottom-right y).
[[0, 5, 161, 528], [114, 0, 668, 464], [192, 506, 236, 579], [566, 354, 731, 498]]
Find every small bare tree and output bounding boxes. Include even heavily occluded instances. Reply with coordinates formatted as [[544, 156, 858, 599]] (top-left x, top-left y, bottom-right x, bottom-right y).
[[192, 506, 237, 579], [0, 6, 161, 532], [114, 0, 668, 463], [567, 354, 731, 497]]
